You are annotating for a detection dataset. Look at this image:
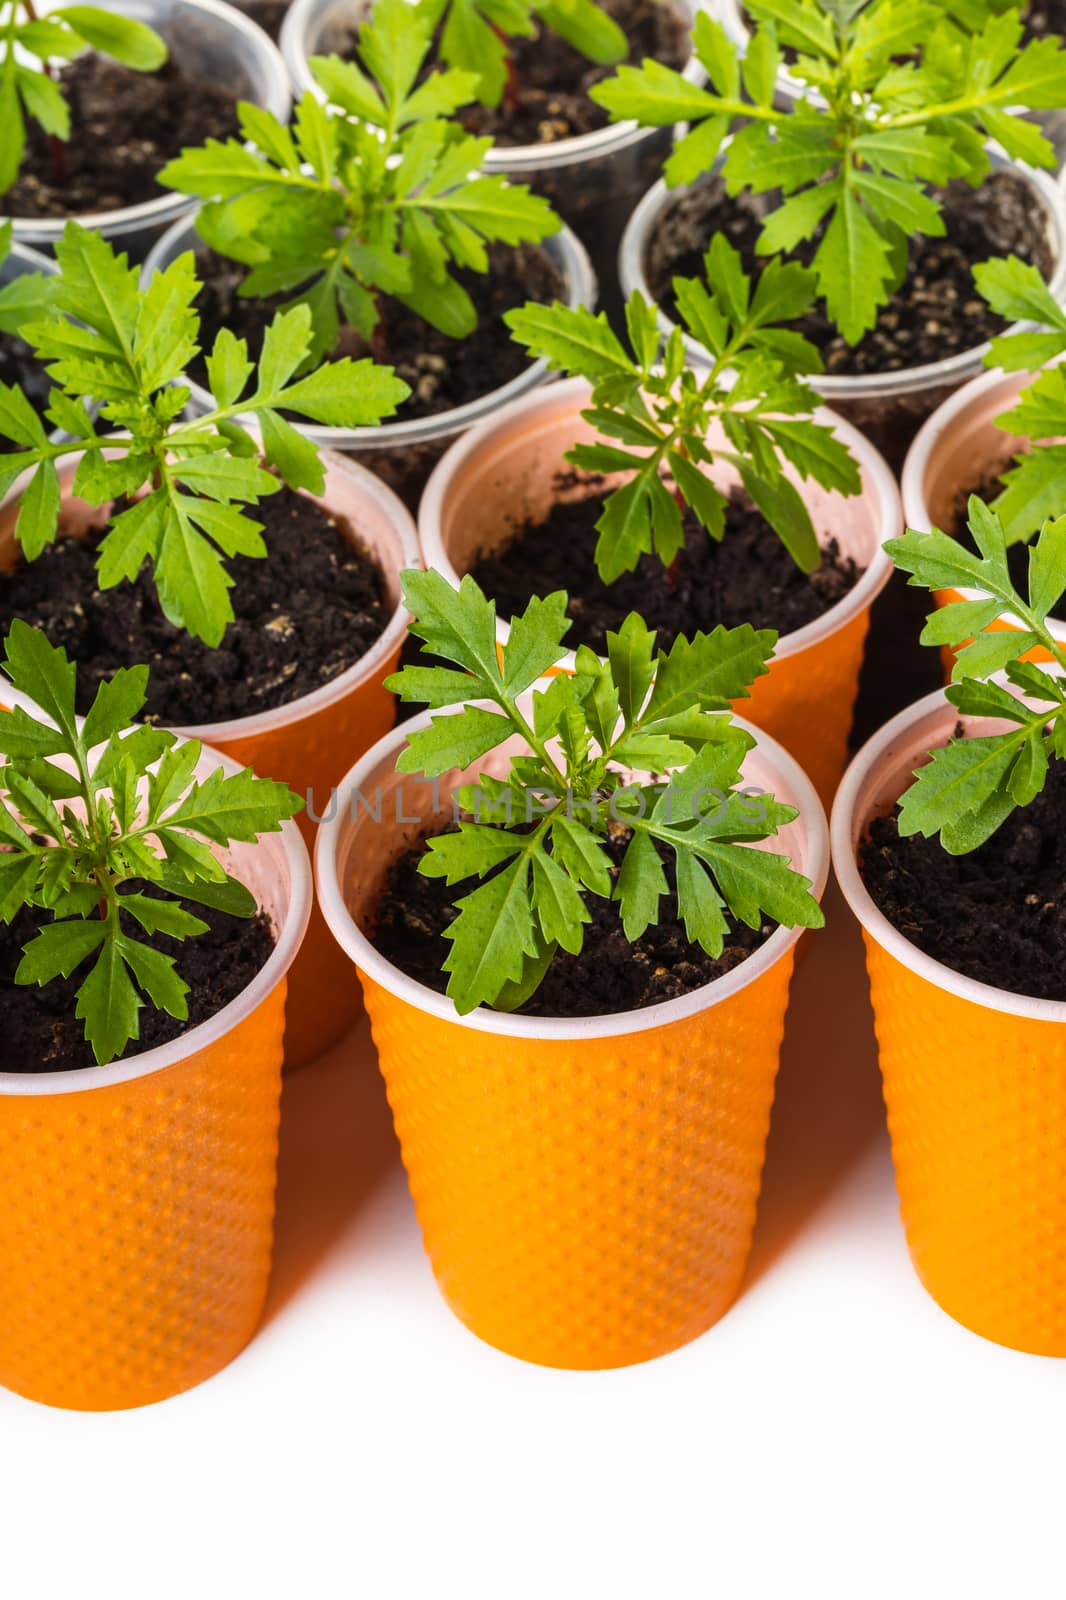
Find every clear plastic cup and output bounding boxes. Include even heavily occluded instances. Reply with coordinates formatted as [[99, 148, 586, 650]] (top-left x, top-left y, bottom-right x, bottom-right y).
[[618, 143, 1066, 473], [280, 0, 705, 326], [7, 0, 291, 261], [142, 209, 598, 510]]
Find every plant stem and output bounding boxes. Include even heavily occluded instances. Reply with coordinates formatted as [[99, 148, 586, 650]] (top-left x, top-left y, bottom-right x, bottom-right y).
[[21, 0, 67, 186]]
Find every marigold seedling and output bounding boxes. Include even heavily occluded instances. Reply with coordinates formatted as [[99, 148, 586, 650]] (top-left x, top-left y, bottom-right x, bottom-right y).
[[506, 236, 860, 579], [385, 567, 824, 1013], [886, 496, 1066, 853], [420, 0, 627, 110], [0, 222, 409, 647], [591, 0, 1066, 343], [0, 0, 168, 194], [970, 253, 1066, 546], [158, 0, 560, 364], [0, 620, 302, 1064]]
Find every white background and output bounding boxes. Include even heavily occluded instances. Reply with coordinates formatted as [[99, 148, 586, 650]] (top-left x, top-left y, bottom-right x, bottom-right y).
[[1, 883, 1063, 1600]]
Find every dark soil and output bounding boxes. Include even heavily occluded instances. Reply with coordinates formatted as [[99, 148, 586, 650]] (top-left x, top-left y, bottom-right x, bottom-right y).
[[373, 822, 774, 1017], [468, 480, 861, 654], [646, 170, 1054, 378], [238, 0, 289, 42], [1022, 0, 1066, 38], [0, 896, 276, 1073], [1, 55, 240, 220], [0, 485, 389, 723], [0, 334, 50, 454], [191, 242, 563, 423], [861, 756, 1066, 1001], [458, 0, 690, 147]]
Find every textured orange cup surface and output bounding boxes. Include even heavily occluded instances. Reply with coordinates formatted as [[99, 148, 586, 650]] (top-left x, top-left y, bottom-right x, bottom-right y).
[[832, 687, 1066, 1356], [0, 750, 312, 1411], [418, 377, 900, 812], [317, 697, 829, 1369], [0, 449, 419, 1068], [902, 363, 1066, 675]]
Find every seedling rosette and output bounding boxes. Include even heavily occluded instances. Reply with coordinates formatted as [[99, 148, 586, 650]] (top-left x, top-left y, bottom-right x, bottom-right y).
[[591, 0, 1066, 343], [0, 1, 168, 194], [887, 496, 1066, 852], [0, 620, 303, 1064], [506, 237, 860, 580], [158, 0, 561, 364], [386, 567, 824, 1014], [0, 222, 410, 647]]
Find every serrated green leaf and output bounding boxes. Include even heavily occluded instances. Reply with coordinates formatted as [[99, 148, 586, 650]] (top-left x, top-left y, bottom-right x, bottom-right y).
[[615, 826, 668, 941]]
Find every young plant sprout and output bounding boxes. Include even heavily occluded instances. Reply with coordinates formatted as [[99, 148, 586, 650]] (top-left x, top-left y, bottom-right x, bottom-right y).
[[591, 2, 1066, 342], [0, 221, 58, 330], [506, 237, 861, 580], [158, 0, 560, 364], [0, 0, 168, 193], [970, 254, 1066, 543], [420, 0, 627, 111], [886, 497, 1066, 853], [0, 222, 409, 647], [0, 621, 302, 1064], [385, 567, 824, 1014]]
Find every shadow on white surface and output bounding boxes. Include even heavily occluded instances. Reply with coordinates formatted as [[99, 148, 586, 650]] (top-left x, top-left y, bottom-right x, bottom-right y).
[[746, 878, 889, 1287], [264, 1014, 402, 1326]]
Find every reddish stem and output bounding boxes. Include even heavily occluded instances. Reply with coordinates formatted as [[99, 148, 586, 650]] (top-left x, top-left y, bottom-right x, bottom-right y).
[[370, 291, 389, 363], [490, 24, 520, 113], [23, 0, 68, 187], [665, 483, 685, 591]]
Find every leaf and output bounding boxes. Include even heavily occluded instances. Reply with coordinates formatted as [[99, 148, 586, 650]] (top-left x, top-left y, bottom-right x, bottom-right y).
[[698, 839, 823, 932], [673, 849, 728, 954], [161, 765, 302, 844], [646, 624, 775, 720], [442, 856, 539, 1013], [13, 460, 61, 562], [1029, 515, 1066, 623], [421, 823, 524, 883], [82, 665, 148, 750], [54, 6, 167, 68], [119, 893, 208, 941], [615, 827, 668, 941], [607, 612, 657, 727], [400, 569, 503, 687], [396, 705, 513, 777], [501, 591, 571, 695], [504, 301, 634, 379], [277, 357, 409, 427], [71, 933, 140, 1064], [258, 409, 325, 496], [205, 327, 254, 408], [813, 189, 896, 345], [551, 814, 612, 896], [897, 731, 1026, 840], [951, 628, 1039, 683], [594, 475, 654, 583], [0, 854, 41, 922], [531, 849, 589, 953], [1, 620, 78, 744], [16, 919, 106, 986], [974, 252, 1066, 333]]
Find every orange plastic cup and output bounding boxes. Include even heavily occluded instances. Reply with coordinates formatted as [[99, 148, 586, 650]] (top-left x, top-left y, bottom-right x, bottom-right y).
[[0, 449, 419, 1068], [901, 363, 1066, 675], [316, 692, 829, 1369], [0, 745, 312, 1410], [418, 376, 900, 810], [832, 685, 1066, 1356]]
